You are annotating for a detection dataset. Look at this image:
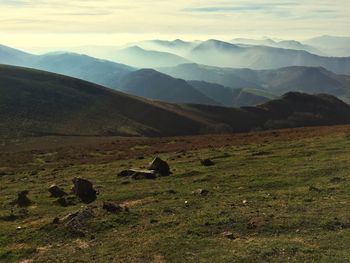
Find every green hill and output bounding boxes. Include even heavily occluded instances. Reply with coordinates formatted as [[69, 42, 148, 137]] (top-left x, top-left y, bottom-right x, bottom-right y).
[[2, 64, 350, 139]]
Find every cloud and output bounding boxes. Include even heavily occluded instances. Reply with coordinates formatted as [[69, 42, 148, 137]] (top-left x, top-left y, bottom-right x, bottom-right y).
[[0, 0, 349, 48]]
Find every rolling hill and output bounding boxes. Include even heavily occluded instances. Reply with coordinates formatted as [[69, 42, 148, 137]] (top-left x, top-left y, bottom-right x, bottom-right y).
[[159, 64, 350, 98], [188, 80, 271, 107], [2, 65, 350, 139], [118, 69, 219, 105]]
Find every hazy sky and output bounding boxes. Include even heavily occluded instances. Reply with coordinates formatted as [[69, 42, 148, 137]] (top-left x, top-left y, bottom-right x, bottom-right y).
[[0, 0, 349, 51]]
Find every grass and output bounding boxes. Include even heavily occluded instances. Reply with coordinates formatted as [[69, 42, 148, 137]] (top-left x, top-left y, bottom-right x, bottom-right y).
[[0, 127, 350, 262]]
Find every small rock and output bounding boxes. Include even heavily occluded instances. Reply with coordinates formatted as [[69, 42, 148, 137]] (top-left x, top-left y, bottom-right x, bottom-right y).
[[221, 231, 235, 240], [63, 207, 94, 235], [71, 177, 97, 204], [54, 197, 68, 207], [118, 169, 157, 180], [148, 157, 171, 176], [102, 202, 123, 214], [200, 159, 214, 166], [192, 189, 209, 196], [14, 190, 31, 207], [132, 170, 157, 180], [48, 184, 67, 198]]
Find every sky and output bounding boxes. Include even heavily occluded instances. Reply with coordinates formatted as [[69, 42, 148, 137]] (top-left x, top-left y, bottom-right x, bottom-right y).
[[0, 0, 349, 52]]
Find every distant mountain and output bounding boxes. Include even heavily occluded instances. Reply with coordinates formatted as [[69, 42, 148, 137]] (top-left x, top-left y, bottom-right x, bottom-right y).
[[131, 39, 199, 57], [0, 44, 36, 66], [113, 46, 190, 68], [159, 63, 259, 89], [3, 65, 350, 138], [159, 64, 350, 98], [305, 35, 350, 57], [188, 80, 271, 107], [188, 39, 350, 75], [231, 38, 322, 55], [0, 44, 134, 88], [118, 69, 219, 105], [32, 53, 134, 88]]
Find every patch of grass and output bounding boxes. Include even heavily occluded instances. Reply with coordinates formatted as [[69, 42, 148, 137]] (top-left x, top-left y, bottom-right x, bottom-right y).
[[1, 129, 350, 262]]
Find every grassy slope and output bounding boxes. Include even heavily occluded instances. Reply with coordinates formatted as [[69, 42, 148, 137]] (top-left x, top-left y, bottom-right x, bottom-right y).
[[0, 125, 350, 262]]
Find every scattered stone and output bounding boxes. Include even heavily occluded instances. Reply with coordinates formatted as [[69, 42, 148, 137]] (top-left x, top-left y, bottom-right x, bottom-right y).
[[118, 169, 157, 180], [148, 157, 171, 176], [71, 177, 97, 204], [52, 217, 60, 224], [14, 190, 31, 207], [54, 197, 68, 207], [221, 231, 235, 240], [200, 159, 214, 166], [132, 169, 157, 180], [192, 189, 209, 196], [63, 207, 94, 236], [48, 184, 67, 198], [102, 202, 123, 214]]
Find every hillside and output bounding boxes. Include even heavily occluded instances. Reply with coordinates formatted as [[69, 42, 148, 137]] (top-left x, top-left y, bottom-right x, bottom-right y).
[[1, 125, 350, 262], [2, 65, 350, 139], [118, 69, 219, 105], [0, 65, 210, 138], [188, 81, 271, 107]]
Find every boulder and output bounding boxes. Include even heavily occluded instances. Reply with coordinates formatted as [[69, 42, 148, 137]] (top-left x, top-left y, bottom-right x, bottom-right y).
[[148, 157, 171, 176], [48, 184, 67, 198], [118, 169, 157, 180], [71, 177, 97, 204], [200, 159, 214, 166], [15, 190, 31, 207]]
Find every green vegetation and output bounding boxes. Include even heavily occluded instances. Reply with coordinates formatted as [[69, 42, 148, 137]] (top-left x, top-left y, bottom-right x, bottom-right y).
[[1, 127, 350, 262]]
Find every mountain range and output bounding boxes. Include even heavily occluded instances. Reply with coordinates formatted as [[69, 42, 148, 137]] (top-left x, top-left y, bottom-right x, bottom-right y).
[[159, 64, 350, 100], [2, 64, 350, 139], [1, 41, 350, 108]]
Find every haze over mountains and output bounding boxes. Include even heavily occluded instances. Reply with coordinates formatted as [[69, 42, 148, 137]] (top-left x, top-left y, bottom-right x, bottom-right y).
[[1, 35, 350, 110]]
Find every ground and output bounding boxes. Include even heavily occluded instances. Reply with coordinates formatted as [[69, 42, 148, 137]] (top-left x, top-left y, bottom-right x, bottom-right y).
[[0, 125, 350, 262]]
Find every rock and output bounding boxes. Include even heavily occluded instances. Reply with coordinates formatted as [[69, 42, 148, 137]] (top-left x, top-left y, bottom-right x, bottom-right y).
[[15, 190, 31, 207], [54, 197, 68, 207], [200, 159, 214, 166], [48, 184, 67, 198], [71, 177, 97, 204], [132, 170, 157, 180], [63, 207, 94, 236], [221, 231, 235, 240], [192, 189, 209, 196], [118, 169, 157, 180], [148, 157, 171, 176], [102, 202, 123, 214], [118, 170, 137, 177]]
